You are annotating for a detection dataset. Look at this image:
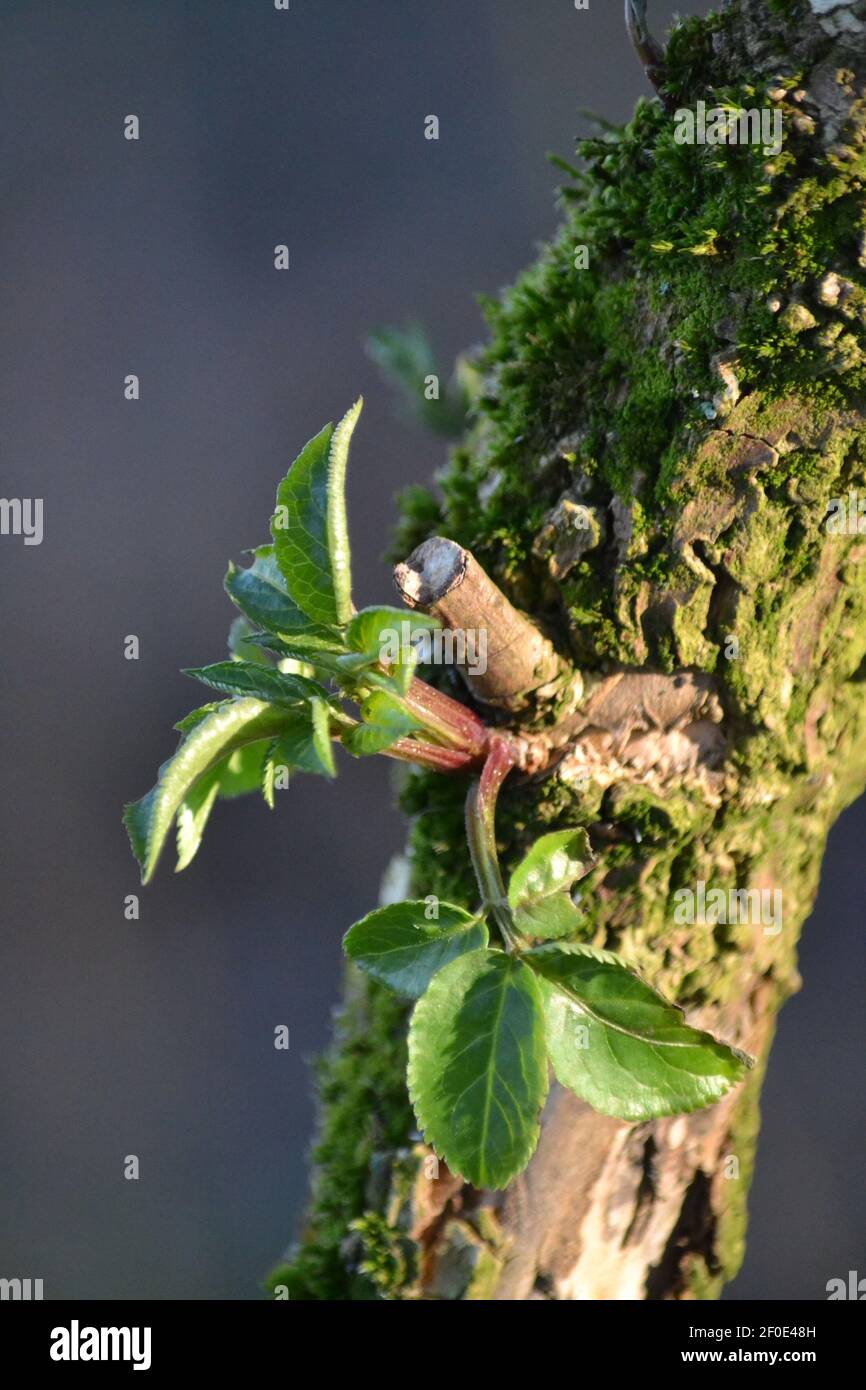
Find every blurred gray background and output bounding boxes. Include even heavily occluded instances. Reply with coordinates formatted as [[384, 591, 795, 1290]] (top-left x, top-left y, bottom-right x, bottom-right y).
[[1, 0, 863, 1300]]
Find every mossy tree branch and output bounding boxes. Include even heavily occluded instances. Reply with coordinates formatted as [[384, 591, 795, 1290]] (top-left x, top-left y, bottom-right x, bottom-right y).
[[276, 0, 866, 1301]]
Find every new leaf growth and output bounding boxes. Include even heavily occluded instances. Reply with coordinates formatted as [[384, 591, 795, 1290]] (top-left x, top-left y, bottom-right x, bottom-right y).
[[125, 401, 752, 1189]]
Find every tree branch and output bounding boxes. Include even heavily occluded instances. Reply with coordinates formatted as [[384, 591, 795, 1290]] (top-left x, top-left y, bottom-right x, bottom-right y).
[[624, 0, 670, 109], [394, 537, 563, 711], [284, 0, 866, 1302]]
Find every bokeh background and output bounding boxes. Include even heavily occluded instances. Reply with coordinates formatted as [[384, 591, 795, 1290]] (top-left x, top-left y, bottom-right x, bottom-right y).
[[1, 0, 863, 1300]]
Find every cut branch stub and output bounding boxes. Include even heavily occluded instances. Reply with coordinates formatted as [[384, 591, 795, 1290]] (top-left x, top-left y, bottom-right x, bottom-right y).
[[394, 537, 563, 711]]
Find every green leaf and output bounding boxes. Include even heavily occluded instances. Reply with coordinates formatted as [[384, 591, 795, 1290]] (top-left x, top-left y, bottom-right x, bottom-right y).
[[174, 703, 224, 734], [267, 705, 338, 780], [345, 605, 440, 656], [508, 829, 595, 940], [345, 606, 441, 695], [407, 950, 548, 1189], [528, 943, 753, 1122], [225, 546, 340, 647], [342, 690, 421, 757], [344, 901, 488, 998], [262, 742, 279, 810], [183, 660, 331, 706], [366, 324, 469, 438], [175, 769, 221, 872], [333, 650, 381, 676], [361, 651, 419, 698], [243, 632, 345, 675], [124, 699, 292, 883], [227, 615, 273, 666], [175, 742, 270, 870], [213, 741, 273, 799], [310, 696, 337, 779], [513, 892, 584, 942], [385, 646, 418, 696], [271, 399, 362, 626]]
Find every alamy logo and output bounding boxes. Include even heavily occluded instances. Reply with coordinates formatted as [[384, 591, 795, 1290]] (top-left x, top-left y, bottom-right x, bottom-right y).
[[674, 101, 783, 157], [50, 1321, 152, 1371], [0, 497, 43, 545], [825, 492, 866, 534], [0, 1276, 43, 1299], [826, 1271, 866, 1300], [672, 880, 782, 936], [379, 619, 488, 678]]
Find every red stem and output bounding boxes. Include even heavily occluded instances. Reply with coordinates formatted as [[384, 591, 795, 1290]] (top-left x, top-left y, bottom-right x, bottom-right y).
[[403, 676, 489, 757], [465, 736, 519, 949], [382, 738, 478, 774]]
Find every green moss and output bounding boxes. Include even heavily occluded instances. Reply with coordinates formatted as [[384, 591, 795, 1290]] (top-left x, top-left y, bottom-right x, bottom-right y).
[[265, 976, 413, 1301], [429, 1219, 504, 1300], [286, 4, 866, 1299], [765, 0, 805, 21], [385, 482, 444, 565], [711, 1020, 776, 1289], [347, 1212, 415, 1299], [433, 53, 866, 676]]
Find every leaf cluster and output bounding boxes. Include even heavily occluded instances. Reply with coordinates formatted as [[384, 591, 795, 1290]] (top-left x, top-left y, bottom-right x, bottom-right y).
[[125, 401, 446, 883], [345, 829, 752, 1187]]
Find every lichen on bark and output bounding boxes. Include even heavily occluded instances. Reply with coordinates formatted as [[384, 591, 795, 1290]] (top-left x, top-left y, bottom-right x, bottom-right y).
[[274, 0, 866, 1300]]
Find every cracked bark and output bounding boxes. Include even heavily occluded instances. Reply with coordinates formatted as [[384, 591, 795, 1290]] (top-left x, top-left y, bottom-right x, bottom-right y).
[[405, 2, 866, 1302], [286, 0, 866, 1301]]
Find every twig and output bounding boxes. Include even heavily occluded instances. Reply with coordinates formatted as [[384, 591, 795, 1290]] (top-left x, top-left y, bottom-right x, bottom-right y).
[[624, 0, 671, 109], [394, 537, 562, 711]]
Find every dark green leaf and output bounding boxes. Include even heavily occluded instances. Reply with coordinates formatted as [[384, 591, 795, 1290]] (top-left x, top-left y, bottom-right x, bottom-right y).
[[407, 950, 548, 1189], [183, 660, 331, 706], [508, 829, 595, 940], [528, 943, 753, 1122], [225, 546, 340, 647], [270, 399, 362, 626], [344, 901, 488, 998]]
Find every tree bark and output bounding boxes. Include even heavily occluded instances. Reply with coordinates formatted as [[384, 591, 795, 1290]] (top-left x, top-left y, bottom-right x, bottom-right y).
[[274, 0, 866, 1301]]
